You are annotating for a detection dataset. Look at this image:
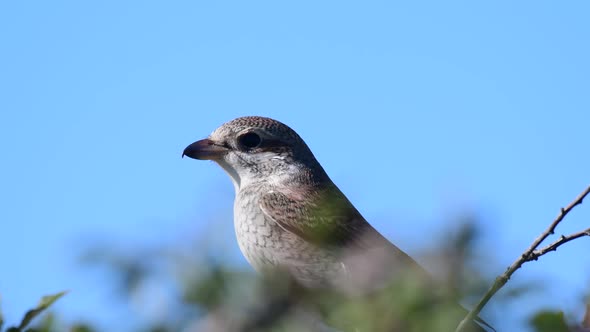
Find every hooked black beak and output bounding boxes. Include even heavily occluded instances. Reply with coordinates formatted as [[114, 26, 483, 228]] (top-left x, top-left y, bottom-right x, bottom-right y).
[[182, 139, 228, 160]]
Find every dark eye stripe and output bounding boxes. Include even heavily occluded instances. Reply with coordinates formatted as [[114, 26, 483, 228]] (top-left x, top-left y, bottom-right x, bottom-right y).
[[257, 138, 290, 151]]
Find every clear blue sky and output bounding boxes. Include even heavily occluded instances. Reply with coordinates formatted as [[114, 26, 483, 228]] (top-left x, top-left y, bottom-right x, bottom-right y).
[[1, 1, 589, 331]]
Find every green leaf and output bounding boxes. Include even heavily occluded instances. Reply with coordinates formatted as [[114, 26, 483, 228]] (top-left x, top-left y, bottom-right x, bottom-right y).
[[0, 307, 4, 331], [529, 310, 570, 332], [70, 324, 97, 332], [17, 291, 68, 331]]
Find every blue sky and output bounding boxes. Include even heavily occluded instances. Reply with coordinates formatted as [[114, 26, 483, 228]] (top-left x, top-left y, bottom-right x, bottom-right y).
[[1, 1, 589, 331]]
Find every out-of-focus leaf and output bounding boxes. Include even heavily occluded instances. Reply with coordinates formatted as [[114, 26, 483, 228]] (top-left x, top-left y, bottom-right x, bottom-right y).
[[1, 294, 4, 331], [29, 311, 56, 332], [583, 300, 590, 328], [70, 323, 97, 332], [182, 266, 229, 308], [17, 291, 68, 331], [453, 221, 479, 253], [530, 310, 569, 332]]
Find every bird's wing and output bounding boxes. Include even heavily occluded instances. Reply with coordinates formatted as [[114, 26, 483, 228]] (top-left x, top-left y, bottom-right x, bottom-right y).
[[258, 185, 429, 280], [258, 185, 418, 261], [258, 186, 377, 249]]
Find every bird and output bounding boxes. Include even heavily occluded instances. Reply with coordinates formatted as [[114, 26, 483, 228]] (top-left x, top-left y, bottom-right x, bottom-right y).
[[183, 116, 489, 332]]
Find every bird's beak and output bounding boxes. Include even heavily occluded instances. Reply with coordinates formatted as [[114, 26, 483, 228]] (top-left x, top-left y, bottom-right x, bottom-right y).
[[182, 138, 228, 160]]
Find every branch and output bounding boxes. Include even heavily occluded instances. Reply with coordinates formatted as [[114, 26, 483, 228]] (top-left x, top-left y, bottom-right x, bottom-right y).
[[456, 185, 590, 332], [528, 228, 590, 261]]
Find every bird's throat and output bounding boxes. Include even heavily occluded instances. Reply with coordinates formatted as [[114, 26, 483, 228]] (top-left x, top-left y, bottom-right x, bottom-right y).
[[215, 160, 241, 192]]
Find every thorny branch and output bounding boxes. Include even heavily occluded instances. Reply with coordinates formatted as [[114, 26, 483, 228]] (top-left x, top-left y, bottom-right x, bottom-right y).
[[456, 185, 590, 332]]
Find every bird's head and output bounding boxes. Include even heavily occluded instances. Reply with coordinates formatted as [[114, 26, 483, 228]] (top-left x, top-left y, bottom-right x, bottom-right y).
[[183, 116, 327, 190]]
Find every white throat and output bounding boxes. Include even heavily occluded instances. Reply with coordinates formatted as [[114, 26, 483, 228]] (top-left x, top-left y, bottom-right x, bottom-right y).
[[216, 159, 241, 193], [215, 155, 299, 194]]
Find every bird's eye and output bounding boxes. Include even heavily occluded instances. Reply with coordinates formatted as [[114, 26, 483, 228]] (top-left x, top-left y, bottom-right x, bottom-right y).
[[238, 132, 262, 149]]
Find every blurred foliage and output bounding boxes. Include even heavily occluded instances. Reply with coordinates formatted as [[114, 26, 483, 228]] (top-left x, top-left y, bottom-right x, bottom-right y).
[[1, 223, 589, 332], [530, 311, 570, 332], [1, 292, 67, 332]]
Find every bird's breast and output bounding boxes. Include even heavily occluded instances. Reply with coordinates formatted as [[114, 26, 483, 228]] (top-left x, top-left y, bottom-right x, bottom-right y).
[[233, 187, 344, 288]]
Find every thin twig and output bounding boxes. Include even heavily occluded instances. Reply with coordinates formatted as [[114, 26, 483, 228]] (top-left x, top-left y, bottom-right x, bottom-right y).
[[456, 185, 590, 332], [528, 228, 590, 260]]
